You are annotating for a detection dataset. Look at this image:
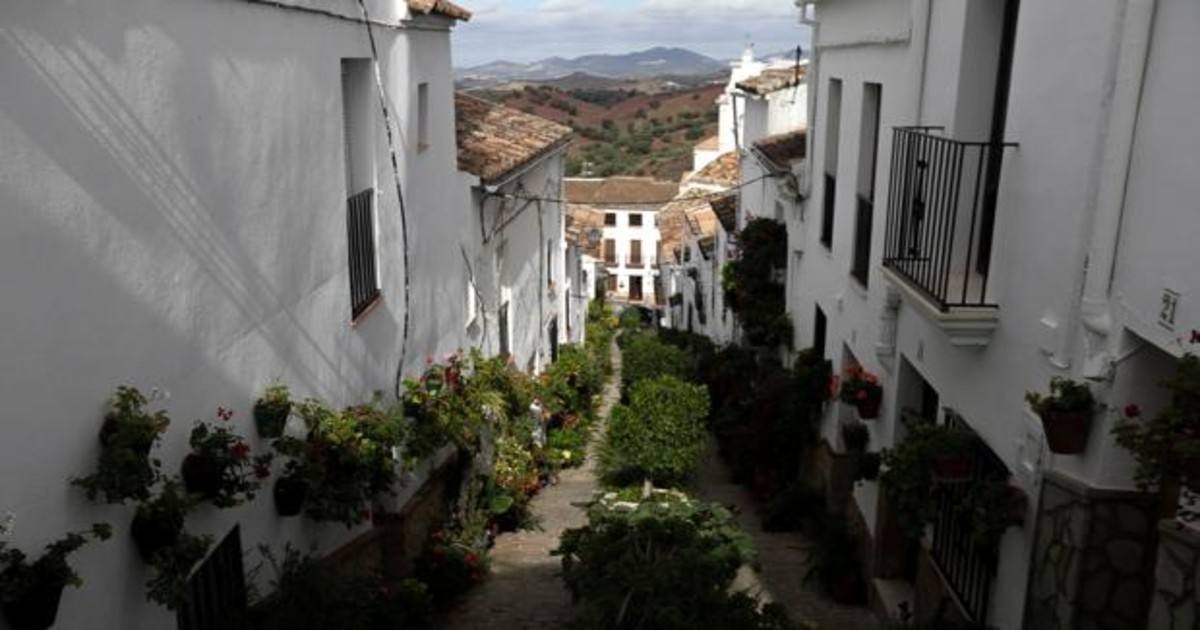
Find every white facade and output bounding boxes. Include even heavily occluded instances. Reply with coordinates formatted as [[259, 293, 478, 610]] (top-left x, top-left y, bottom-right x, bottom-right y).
[[790, 0, 1200, 627], [0, 1, 555, 627], [597, 206, 661, 306]]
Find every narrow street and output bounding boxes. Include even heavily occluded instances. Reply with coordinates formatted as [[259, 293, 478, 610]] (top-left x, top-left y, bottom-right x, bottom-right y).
[[440, 342, 622, 630]]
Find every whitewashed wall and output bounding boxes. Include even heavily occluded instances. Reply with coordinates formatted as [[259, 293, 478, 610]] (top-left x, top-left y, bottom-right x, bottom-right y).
[[0, 1, 471, 627]]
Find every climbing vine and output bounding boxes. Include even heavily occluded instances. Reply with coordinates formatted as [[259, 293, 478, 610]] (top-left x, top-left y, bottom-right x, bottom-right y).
[[721, 218, 791, 348]]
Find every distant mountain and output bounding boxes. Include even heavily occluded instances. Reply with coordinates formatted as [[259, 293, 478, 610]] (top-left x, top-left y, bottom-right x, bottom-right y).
[[457, 47, 727, 82]]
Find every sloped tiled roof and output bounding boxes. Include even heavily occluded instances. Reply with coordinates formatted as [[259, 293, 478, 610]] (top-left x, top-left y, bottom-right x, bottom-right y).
[[737, 65, 806, 95], [565, 205, 605, 258], [456, 93, 572, 185], [563, 177, 679, 207], [711, 193, 738, 233], [753, 130, 807, 172], [657, 193, 711, 265], [687, 150, 741, 188], [409, 0, 472, 20]]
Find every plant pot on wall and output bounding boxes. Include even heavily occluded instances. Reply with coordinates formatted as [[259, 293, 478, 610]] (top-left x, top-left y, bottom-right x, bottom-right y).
[[181, 454, 223, 499], [1, 583, 64, 630], [254, 400, 291, 439], [130, 510, 184, 563], [856, 395, 882, 420], [274, 476, 306, 517], [1039, 411, 1090, 454]]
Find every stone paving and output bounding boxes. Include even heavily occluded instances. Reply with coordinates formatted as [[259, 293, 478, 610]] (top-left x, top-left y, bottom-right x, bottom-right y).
[[440, 344, 621, 630], [442, 340, 880, 629]]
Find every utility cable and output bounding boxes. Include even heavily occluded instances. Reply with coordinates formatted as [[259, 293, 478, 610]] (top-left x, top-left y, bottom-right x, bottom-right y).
[[354, 0, 413, 399], [487, 172, 778, 208]]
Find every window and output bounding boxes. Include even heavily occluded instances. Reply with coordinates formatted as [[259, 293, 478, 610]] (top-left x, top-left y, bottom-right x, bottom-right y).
[[549, 317, 559, 362], [813, 305, 827, 359], [629, 213, 643, 227], [603, 239, 617, 265], [342, 59, 380, 320], [547, 238, 554, 287], [851, 82, 881, 287], [630, 240, 642, 266], [499, 301, 510, 356], [821, 78, 842, 250], [606, 275, 617, 291], [630, 276, 643, 301], [177, 527, 245, 630], [605, 213, 617, 226], [418, 82, 430, 151]]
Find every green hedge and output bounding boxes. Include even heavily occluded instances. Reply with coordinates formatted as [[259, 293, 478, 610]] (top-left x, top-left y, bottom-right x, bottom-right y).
[[603, 375, 710, 486], [620, 332, 692, 394], [556, 488, 797, 630]]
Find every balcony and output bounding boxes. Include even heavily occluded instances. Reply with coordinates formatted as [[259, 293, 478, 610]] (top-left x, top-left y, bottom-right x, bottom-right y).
[[882, 127, 1014, 347]]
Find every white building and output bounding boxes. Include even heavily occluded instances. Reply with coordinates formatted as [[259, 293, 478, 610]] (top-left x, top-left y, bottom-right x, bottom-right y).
[[0, 1, 574, 627], [454, 92, 573, 371], [564, 177, 678, 307], [790, 0, 1200, 627]]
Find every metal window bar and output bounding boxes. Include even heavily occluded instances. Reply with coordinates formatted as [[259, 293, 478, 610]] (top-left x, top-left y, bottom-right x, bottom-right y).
[[929, 413, 1010, 624], [177, 526, 246, 630], [851, 194, 873, 287], [883, 127, 1014, 310], [347, 188, 380, 319]]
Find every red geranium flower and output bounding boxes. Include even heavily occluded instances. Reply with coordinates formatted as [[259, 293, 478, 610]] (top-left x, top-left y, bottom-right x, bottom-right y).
[[230, 442, 251, 461], [1124, 404, 1142, 419], [465, 552, 481, 568]]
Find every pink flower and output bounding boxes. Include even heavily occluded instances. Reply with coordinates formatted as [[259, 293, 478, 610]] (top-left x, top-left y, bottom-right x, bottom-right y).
[[1124, 404, 1142, 419], [856, 390, 868, 402], [230, 442, 251, 461]]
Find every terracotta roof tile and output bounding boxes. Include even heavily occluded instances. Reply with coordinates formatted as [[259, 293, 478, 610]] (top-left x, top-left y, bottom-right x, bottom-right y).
[[408, 0, 471, 20], [711, 193, 738, 233], [753, 130, 807, 172], [736, 65, 806, 95], [657, 192, 710, 264], [687, 150, 741, 188], [456, 93, 572, 184], [563, 177, 679, 206]]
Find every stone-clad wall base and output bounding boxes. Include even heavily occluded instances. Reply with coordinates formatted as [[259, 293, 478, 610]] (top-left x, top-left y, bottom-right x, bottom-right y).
[[1025, 470, 1159, 629], [1148, 520, 1200, 629]]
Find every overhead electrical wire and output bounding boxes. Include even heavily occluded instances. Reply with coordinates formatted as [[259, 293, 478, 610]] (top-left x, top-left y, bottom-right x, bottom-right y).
[[486, 172, 783, 208]]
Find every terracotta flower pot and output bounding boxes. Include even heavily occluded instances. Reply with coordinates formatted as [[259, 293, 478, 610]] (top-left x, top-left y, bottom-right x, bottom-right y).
[[181, 454, 223, 499], [856, 396, 882, 420], [1039, 410, 1090, 454], [130, 511, 183, 563], [254, 400, 291, 439], [931, 455, 972, 482], [274, 476, 306, 517], [1, 583, 65, 630]]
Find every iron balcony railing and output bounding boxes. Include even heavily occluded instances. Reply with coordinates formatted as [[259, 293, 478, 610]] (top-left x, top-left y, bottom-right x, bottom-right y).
[[882, 127, 1014, 310], [347, 188, 380, 319], [929, 412, 1010, 624]]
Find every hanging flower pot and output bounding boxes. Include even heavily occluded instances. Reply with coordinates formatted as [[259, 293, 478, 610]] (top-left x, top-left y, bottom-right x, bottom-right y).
[[1027, 378, 1095, 455], [1039, 411, 1090, 454], [274, 476, 306, 517], [180, 454, 223, 499], [1, 583, 64, 630], [930, 455, 972, 482], [838, 366, 883, 420], [130, 510, 183, 563], [856, 393, 882, 421], [253, 400, 290, 439]]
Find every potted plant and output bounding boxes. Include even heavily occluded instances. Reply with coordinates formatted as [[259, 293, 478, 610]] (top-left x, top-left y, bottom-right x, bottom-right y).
[[0, 524, 112, 630], [73, 386, 170, 504], [928, 429, 977, 482], [804, 515, 866, 605], [956, 479, 1027, 552], [254, 383, 292, 439], [1113, 354, 1200, 513], [852, 451, 882, 482], [841, 422, 870, 453], [144, 529, 212, 610], [131, 479, 194, 563], [1026, 377, 1095, 454], [182, 408, 273, 507], [839, 366, 883, 420], [273, 473, 307, 517]]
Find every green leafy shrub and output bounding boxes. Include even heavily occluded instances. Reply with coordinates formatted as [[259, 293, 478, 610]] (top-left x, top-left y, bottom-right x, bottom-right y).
[[879, 419, 978, 539], [0, 524, 112, 616], [73, 386, 170, 504], [1113, 353, 1200, 493], [722, 218, 792, 348], [555, 488, 798, 630], [604, 376, 710, 486], [250, 545, 433, 629], [540, 345, 604, 420], [620, 333, 691, 394]]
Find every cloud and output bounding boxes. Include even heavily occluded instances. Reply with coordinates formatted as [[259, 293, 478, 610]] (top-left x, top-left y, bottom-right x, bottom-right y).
[[452, 0, 809, 68]]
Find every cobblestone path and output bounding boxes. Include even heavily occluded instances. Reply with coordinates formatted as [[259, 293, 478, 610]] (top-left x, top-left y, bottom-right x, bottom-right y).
[[440, 343, 621, 630], [695, 437, 881, 630]]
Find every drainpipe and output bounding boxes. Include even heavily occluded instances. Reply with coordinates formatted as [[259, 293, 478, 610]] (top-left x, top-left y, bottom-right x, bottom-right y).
[[1054, 0, 1157, 375]]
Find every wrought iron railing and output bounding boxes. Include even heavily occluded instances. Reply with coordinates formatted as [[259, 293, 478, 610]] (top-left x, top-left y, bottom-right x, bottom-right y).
[[177, 526, 245, 630], [929, 412, 1009, 624], [883, 127, 1014, 310], [347, 188, 380, 319]]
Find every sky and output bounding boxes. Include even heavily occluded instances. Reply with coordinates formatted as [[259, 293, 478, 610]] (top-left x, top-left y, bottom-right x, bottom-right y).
[[451, 0, 811, 68]]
